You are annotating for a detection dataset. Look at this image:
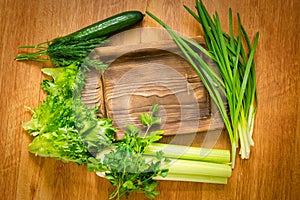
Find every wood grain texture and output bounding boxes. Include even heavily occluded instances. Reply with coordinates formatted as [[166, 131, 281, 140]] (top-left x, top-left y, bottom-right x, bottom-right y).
[[93, 37, 224, 138], [0, 0, 299, 200]]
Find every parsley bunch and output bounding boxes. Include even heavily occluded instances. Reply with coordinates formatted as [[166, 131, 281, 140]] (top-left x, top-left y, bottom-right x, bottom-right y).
[[89, 105, 169, 199]]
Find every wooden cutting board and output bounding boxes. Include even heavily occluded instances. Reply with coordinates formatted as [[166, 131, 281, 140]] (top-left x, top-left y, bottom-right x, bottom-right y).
[[81, 32, 224, 139]]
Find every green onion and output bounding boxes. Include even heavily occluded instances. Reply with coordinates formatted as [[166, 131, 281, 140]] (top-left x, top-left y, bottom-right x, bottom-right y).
[[146, 0, 259, 168]]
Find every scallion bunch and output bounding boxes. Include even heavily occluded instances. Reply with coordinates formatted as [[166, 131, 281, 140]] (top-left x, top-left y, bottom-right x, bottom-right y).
[[147, 0, 259, 167]]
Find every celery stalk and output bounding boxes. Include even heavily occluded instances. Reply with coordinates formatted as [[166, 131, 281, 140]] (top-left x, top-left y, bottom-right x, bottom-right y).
[[154, 173, 228, 184], [164, 158, 232, 177], [145, 143, 230, 164]]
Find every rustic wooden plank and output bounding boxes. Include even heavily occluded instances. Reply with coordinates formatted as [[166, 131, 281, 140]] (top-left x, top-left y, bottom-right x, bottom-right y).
[[83, 35, 225, 138], [97, 41, 224, 137]]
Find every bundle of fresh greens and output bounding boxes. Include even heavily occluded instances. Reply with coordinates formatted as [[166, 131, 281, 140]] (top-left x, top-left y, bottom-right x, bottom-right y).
[[23, 61, 168, 199], [17, 9, 235, 200], [147, 0, 259, 168], [23, 61, 231, 199], [23, 62, 115, 164]]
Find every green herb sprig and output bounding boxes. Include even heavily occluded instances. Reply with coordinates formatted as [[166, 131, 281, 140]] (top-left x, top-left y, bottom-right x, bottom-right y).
[[89, 105, 169, 200]]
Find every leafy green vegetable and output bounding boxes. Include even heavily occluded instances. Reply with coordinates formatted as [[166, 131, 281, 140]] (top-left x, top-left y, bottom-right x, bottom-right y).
[[89, 105, 169, 200], [23, 63, 79, 136], [28, 127, 90, 165], [23, 62, 115, 164], [15, 38, 107, 67]]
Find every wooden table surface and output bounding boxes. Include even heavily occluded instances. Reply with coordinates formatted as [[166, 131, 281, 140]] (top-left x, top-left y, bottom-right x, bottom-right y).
[[0, 0, 299, 199]]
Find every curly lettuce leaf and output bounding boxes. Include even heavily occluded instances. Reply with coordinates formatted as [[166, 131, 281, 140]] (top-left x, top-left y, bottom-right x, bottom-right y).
[[23, 62, 116, 164], [28, 127, 91, 165]]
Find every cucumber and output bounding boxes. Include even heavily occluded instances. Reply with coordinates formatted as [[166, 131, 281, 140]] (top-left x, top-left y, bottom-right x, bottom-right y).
[[52, 11, 144, 45], [16, 11, 144, 67]]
